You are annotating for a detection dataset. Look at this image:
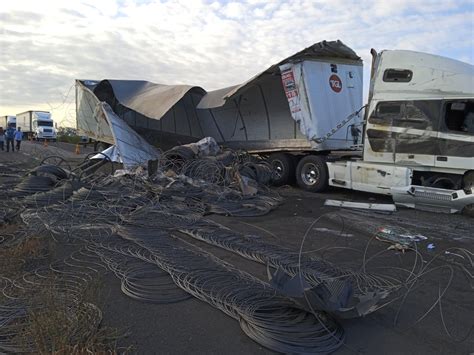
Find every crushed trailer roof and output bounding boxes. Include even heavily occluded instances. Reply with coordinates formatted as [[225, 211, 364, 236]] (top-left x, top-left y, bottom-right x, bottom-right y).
[[77, 39, 362, 119]]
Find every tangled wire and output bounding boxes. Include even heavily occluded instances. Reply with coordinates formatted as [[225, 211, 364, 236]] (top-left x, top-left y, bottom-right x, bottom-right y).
[[1, 141, 473, 353]]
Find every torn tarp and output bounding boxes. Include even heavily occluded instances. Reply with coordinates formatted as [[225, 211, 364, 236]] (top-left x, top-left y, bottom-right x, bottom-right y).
[[94, 102, 160, 169]]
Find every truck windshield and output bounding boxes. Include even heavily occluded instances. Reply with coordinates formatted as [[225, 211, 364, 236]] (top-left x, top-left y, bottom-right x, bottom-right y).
[[38, 121, 53, 127]]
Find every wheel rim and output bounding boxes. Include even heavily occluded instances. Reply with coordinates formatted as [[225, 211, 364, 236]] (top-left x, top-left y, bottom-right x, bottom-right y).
[[272, 160, 284, 180], [301, 163, 319, 186]]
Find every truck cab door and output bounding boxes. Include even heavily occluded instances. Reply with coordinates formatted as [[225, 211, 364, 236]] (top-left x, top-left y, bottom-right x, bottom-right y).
[[364, 100, 398, 164], [394, 100, 439, 167]]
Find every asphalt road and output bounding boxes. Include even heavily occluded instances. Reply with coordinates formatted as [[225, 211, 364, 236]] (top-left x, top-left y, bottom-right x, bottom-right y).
[[1, 143, 473, 354]]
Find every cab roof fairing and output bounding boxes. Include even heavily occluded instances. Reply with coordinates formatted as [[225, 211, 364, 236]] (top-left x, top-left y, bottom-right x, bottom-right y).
[[371, 50, 474, 101]]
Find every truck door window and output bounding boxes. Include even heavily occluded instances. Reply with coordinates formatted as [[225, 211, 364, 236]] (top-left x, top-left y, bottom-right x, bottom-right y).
[[383, 69, 412, 82], [445, 100, 474, 134], [394, 101, 440, 130], [369, 101, 403, 125], [38, 120, 53, 127]]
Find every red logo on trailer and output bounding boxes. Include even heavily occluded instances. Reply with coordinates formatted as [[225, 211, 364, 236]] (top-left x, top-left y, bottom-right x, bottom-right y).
[[329, 74, 342, 93]]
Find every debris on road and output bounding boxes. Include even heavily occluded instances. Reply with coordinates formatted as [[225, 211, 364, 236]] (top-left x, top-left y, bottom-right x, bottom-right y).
[[324, 199, 397, 212], [1, 142, 473, 353], [375, 227, 427, 246]]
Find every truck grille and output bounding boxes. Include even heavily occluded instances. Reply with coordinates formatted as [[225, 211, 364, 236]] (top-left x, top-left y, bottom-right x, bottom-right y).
[[43, 129, 52, 133], [413, 190, 452, 201]]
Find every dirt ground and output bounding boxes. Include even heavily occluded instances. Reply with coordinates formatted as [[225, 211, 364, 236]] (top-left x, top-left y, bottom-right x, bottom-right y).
[[1, 141, 473, 354]]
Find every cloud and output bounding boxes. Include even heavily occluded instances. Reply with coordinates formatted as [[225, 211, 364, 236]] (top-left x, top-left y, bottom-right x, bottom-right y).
[[0, 0, 472, 126]]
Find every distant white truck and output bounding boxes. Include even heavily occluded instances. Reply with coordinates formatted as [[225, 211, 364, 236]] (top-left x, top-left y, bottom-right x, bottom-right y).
[[1, 115, 16, 129], [15, 111, 57, 141]]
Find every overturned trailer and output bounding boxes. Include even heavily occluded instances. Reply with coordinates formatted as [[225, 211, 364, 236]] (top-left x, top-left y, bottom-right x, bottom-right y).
[[76, 40, 474, 212]]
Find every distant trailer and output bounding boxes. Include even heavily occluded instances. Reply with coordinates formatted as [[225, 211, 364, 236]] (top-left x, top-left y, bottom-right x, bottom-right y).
[[1, 115, 16, 129]]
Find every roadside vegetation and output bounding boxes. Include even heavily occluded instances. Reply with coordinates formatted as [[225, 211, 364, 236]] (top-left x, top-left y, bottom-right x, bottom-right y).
[[57, 127, 86, 144], [0, 209, 128, 354]]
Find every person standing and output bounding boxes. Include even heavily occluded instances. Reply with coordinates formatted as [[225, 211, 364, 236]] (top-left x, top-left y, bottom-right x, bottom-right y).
[[0, 127, 4, 151], [5, 125, 15, 152], [14, 127, 23, 151]]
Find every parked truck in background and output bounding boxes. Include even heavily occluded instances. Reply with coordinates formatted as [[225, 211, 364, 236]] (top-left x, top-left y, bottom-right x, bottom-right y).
[[75, 40, 473, 212], [15, 111, 57, 141], [1, 115, 16, 129]]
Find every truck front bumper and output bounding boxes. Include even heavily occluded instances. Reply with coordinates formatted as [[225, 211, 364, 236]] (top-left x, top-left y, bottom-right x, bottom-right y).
[[391, 185, 474, 214]]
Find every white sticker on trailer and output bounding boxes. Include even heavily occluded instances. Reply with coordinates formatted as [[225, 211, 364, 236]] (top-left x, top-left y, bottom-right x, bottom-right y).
[[279, 63, 313, 140]]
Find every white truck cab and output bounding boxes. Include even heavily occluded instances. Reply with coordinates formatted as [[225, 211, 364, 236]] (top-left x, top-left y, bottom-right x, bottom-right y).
[[16, 111, 57, 141], [326, 49, 474, 197], [33, 112, 56, 140]]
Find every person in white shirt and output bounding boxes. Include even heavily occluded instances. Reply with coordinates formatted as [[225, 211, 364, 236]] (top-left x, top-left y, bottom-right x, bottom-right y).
[[14, 127, 23, 151]]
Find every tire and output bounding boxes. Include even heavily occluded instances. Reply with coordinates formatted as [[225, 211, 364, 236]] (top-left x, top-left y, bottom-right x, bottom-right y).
[[462, 204, 474, 218], [296, 155, 329, 192], [267, 153, 294, 186], [462, 171, 474, 189]]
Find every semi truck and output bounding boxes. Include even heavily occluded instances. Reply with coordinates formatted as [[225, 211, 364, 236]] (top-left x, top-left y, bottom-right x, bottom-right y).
[[75, 40, 473, 211], [16, 111, 57, 141], [1, 115, 16, 129]]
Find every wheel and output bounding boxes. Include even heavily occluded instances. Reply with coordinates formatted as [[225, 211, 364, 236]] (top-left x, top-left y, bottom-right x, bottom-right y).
[[462, 204, 474, 218], [431, 177, 456, 189], [462, 171, 474, 189], [40, 155, 72, 171], [296, 155, 329, 192], [267, 153, 294, 186]]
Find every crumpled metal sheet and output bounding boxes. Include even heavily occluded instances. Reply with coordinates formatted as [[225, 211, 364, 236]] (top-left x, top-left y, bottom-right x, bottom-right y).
[[97, 102, 160, 169], [76, 80, 115, 144], [90, 145, 122, 163]]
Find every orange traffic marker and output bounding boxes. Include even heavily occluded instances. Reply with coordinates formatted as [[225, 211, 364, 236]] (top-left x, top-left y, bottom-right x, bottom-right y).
[[75, 144, 81, 154], [44, 139, 48, 147]]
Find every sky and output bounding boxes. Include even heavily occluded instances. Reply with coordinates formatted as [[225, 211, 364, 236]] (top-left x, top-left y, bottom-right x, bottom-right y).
[[0, 0, 473, 127]]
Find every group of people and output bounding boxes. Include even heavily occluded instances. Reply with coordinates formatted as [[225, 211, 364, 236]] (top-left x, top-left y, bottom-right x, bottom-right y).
[[0, 126, 23, 152]]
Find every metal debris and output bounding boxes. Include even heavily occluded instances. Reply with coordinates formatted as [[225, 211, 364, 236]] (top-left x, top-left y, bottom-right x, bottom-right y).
[[325, 199, 397, 212]]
